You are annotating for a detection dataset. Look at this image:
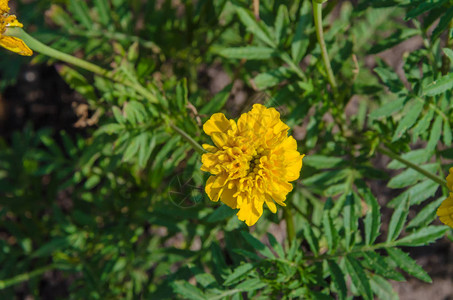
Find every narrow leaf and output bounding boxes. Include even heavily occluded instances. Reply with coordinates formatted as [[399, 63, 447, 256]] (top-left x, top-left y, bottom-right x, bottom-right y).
[[267, 233, 285, 258], [387, 194, 409, 242], [391, 101, 424, 142], [363, 189, 381, 245], [291, 1, 311, 63], [427, 115, 443, 151], [219, 47, 276, 60], [224, 263, 254, 286], [386, 248, 431, 282], [240, 231, 275, 259], [236, 7, 276, 47], [345, 256, 373, 300], [327, 260, 347, 300], [370, 275, 399, 300], [407, 197, 446, 229], [343, 194, 357, 250], [424, 73, 453, 96], [395, 225, 449, 246]]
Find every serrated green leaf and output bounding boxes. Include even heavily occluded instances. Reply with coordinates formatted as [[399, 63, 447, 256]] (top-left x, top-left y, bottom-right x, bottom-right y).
[[395, 225, 448, 246], [407, 197, 446, 229], [267, 233, 284, 258], [69, 0, 93, 29], [391, 101, 424, 142], [343, 194, 357, 250], [303, 222, 319, 255], [172, 280, 206, 300], [303, 155, 345, 169], [370, 274, 399, 300], [253, 66, 291, 90], [427, 115, 443, 151], [345, 256, 373, 300], [219, 47, 276, 60], [388, 179, 439, 207], [361, 252, 405, 281], [235, 7, 276, 48], [363, 189, 381, 245], [412, 108, 434, 143], [386, 248, 431, 282], [303, 169, 349, 186], [235, 278, 267, 291], [291, 1, 311, 63], [369, 97, 406, 119], [240, 231, 275, 259], [323, 203, 339, 253], [327, 260, 347, 300], [274, 5, 288, 43], [424, 73, 453, 96], [387, 149, 431, 169], [387, 194, 409, 242], [387, 163, 438, 188], [112, 106, 125, 124], [211, 243, 230, 280], [93, 0, 111, 25], [224, 263, 254, 286]]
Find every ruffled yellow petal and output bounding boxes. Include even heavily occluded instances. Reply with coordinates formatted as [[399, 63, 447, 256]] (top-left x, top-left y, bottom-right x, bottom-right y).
[[203, 113, 236, 136], [201, 104, 304, 226], [0, 35, 32, 56], [237, 198, 263, 226], [0, 5, 33, 56], [437, 194, 453, 228], [0, 0, 9, 14], [205, 176, 223, 202], [265, 198, 277, 213]]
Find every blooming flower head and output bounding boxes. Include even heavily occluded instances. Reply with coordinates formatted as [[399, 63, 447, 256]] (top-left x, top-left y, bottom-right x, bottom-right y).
[[437, 167, 453, 228], [201, 104, 304, 226], [0, 0, 32, 56]]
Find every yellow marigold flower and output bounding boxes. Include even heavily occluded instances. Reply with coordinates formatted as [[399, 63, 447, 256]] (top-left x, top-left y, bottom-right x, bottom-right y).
[[437, 167, 453, 228], [0, 0, 32, 56], [201, 104, 304, 226]]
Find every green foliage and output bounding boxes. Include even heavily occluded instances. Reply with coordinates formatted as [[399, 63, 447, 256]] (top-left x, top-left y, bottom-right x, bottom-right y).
[[1, 0, 453, 299]]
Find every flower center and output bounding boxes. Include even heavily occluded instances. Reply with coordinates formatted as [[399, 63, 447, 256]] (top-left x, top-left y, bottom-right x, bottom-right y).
[[247, 146, 265, 176]]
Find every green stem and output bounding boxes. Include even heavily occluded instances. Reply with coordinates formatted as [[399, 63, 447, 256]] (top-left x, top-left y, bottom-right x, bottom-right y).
[[169, 123, 206, 155], [312, 1, 337, 91], [377, 146, 446, 187], [5, 27, 157, 103], [284, 205, 295, 245], [441, 20, 453, 75], [0, 263, 63, 289]]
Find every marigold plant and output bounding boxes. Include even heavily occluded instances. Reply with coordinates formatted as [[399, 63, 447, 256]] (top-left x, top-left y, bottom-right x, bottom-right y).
[[1, 0, 453, 299]]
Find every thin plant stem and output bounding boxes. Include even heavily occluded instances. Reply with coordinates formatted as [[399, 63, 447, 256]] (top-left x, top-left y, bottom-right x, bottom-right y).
[[312, 1, 337, 91], [0, 263, 65, 289], [441, 20, 453, 75], [377, 146, 446, 187], [4, 27, 158, 103], [169, 123, 206, 155]]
